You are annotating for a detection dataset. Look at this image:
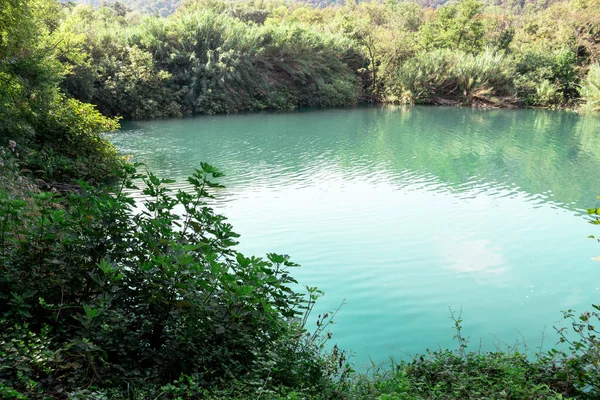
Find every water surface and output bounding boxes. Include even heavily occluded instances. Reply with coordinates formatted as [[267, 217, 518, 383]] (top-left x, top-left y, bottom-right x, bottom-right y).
[[111, 106, 600, 367]]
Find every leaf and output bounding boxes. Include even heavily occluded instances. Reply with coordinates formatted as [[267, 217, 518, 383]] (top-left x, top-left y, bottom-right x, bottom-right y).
[[149, 173, 160, 186], [83, 305, 98, 318]]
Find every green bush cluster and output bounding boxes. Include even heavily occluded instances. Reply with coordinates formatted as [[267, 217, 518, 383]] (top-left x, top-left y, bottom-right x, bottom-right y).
[[349, 352, 565, 399], [46, 0, 600, 114], [0, 0, 120, 184], [60, 6, 364, 119], [345, 304, 600, 399], [59, 0, 600, 113], [0, 163, 349, 398], [513, 49, 579, 107], [385, 49, 516, 106], [581, 63, 600, 111]]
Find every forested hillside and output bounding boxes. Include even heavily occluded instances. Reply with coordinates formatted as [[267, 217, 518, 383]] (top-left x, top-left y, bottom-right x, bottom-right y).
[[72, 0, 575, 13], [58, 0, 600, 119], [74, 0, 183, 16]]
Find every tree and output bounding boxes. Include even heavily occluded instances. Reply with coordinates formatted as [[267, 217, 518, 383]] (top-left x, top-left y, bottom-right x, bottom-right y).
[[420, 0, 485, 54], [0, 0, 120, 183]]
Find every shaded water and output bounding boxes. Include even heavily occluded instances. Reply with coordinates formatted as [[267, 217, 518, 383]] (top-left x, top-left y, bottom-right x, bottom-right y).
[[111, 106, 600, 367]]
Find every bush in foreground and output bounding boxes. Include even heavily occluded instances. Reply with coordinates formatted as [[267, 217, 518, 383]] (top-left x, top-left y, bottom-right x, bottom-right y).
[[0, 162, 349, 398]]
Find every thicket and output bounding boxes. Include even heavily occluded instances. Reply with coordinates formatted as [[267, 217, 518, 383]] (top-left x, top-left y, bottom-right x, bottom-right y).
[[57, 0, 600, 116], [0, 161, 352, 398], [61, 2, 364, 118], [581, 63, 600, 111], [0, 0, 120, 184], [385, 49, 516, 106]]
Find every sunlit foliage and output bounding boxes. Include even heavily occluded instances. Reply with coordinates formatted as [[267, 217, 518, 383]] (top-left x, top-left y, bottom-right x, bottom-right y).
[[0, 0, 120, 183], [53, 0, 600, 113]]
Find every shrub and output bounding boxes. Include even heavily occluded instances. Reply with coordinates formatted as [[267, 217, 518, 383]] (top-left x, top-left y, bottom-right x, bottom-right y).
[[0, 163, 348, 398], [346, 311, 571, 399], [552, 305, 600, 398], [386, 49, 515, 106], [0, 0, 121, 185], [535, 80, 563, 107], [62, 9, 363, 118], [581, 63, 600, 111], [513, 49, 578, 107]]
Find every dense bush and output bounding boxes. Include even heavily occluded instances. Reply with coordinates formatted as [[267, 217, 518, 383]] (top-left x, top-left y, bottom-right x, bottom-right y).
[[348, 352, 565, 399], [343, 304, 600, 399], [581, 63, 600, 111], [0, 0, 120, 183], [61, 7, 364, 119], [59, 0, 600, 113], [0, 162, 349, 398], [513, 49, 579, 107], [551, 305, 600, 398], [385, 50, 516, 106]]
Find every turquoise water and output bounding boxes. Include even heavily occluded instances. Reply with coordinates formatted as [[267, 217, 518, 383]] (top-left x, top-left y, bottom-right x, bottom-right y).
[[111, 106, 600, 368]]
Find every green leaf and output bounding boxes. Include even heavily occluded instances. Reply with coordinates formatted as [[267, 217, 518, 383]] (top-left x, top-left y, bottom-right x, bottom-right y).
[[83, 305, 98, 318]]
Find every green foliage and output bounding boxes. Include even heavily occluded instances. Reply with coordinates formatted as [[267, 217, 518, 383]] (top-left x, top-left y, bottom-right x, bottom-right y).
[[534, 80, 562, 107], [551, 49, 579, 100], [513, 49, 580, 107], [86, 44, 180, 119], [57, 0, 600, 112], [346, 311, 570, 399], [420, 0, 485, 54], [581, 63, 600, 111], [349, 352, 565, 399], [0, 0, 121, 184], [61, 6, 363, 118], [24, 0, 594, 113], [0, 163, 348, 398], [552, 306, 600, 397], [386, 49, 515, 106]]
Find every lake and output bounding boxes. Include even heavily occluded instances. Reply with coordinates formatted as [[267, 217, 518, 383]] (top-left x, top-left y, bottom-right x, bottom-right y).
[[111, 106, 600, 368]]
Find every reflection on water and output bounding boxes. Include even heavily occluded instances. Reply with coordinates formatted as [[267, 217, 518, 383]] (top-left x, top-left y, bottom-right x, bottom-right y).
[[111, 106, 600, 367]]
